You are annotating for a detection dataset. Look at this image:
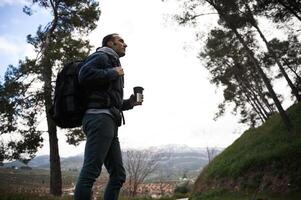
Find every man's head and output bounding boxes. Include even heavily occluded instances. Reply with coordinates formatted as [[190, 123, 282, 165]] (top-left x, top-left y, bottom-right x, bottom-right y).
[[102, 33, 127, 57]]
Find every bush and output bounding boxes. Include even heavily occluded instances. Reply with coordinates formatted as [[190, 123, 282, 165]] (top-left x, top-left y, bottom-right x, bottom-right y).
[[174, 181, 191, 195]]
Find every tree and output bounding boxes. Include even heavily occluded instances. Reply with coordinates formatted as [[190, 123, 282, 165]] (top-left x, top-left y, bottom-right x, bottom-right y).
[[202, 28, 275, 127], [168, 0, 295, 132], [206, 147, 218, 163], [0, 0, 100, 195], [207, 0, 294, 132], [123, 149, 163, 197], [174, 181, 191, 195]]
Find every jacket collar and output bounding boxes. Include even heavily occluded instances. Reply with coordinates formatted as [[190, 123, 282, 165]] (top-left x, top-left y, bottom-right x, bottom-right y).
[[97, 46, 120, 59]]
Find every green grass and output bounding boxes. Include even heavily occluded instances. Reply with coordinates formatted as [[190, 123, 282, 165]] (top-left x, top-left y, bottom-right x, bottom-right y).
[[190, 190, 301, 200], [119, 197, 177, 200], [194, 103, 301, 194]]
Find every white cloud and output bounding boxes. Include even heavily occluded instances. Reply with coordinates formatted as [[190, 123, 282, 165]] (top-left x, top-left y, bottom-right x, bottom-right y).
[[0, 36, 34, 59], [0, 36, 35, 81], [0, 37, 20, 53]]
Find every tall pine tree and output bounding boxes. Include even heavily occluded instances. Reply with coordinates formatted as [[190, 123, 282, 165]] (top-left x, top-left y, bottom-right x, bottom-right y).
[[168, 0, 296, 132], [0, 0, 100, 195]]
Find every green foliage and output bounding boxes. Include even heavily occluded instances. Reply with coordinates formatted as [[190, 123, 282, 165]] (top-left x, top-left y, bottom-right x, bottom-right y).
[[166, 0, 301, 195], [0, 0, 100, 163], [172, 0, 301, 129], [190, 190, 301, 200], [194, 103, 301, 193], [119, 196, 183, 200], [263, 35, 301, 86], [174, 181, 191, 194], [202, 27, 274, 127]]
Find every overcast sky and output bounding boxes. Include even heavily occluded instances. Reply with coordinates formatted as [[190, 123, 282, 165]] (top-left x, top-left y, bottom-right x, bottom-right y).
[[0, 0, 249, 157]]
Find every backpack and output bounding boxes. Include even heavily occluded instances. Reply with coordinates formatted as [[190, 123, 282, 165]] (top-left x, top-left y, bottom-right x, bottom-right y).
[[49, 60, 85, 128]]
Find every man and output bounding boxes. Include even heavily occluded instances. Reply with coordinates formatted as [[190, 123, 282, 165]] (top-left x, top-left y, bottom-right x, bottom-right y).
[[74, 33, 142, 200]]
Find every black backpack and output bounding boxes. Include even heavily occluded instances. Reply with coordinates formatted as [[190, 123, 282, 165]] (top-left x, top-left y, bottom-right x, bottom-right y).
[[49, 60, 85, 128]]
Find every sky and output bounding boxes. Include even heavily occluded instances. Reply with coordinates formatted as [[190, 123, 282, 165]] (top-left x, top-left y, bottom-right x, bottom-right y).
[[0, 0, 249, 157]]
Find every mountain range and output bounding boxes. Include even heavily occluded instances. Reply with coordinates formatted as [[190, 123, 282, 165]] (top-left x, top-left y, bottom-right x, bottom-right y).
[[2, 145, 223, 178]]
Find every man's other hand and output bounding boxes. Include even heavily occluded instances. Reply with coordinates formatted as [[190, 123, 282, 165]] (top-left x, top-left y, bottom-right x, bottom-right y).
[[114, 66, 124, 76]]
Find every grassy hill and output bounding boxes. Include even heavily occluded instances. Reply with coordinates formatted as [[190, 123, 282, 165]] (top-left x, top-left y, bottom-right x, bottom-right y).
[[192, 103, 301, 199]]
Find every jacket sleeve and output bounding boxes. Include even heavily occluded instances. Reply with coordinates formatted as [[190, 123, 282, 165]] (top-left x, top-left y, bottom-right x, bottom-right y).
[[121, 99, 134, 111], [78, 52, 119, 87]]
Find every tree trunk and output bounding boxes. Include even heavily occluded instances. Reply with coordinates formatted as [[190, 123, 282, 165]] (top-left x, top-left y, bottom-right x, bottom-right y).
[[42, 2, 62, 195], [241, 80, 269, 121], [230, 61, 271, 122], [247, 97, 266, 123], [251, 75, 275, 114], [41, 30, 62, 195], [42, 66, 62, 195], [47, 112, 62, 196], [246, 92, 268, 122], [43, 60, 62, 196], [235, 73, 269, 121], [243, 80, 271, 118], [250, 91, 270, 119], [282, 58, 301, 83], [246, 4, 301, 102]]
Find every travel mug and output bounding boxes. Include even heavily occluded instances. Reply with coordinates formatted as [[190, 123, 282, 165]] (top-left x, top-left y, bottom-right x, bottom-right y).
[[133, 86, 144, 103]]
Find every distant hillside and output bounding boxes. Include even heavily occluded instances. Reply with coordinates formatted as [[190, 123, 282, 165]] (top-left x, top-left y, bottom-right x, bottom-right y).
[[193, 103, 301, 196], [1, 155, 82, 170], [26, 155, 50, 168], [2, 145, 223, 179]]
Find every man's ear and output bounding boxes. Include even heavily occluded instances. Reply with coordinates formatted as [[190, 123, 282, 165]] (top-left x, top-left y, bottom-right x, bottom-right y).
[[107, 41, 114, 48]]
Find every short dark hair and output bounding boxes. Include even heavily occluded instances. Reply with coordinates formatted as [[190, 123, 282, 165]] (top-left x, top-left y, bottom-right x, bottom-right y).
[[102, 33, 119, 47]]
